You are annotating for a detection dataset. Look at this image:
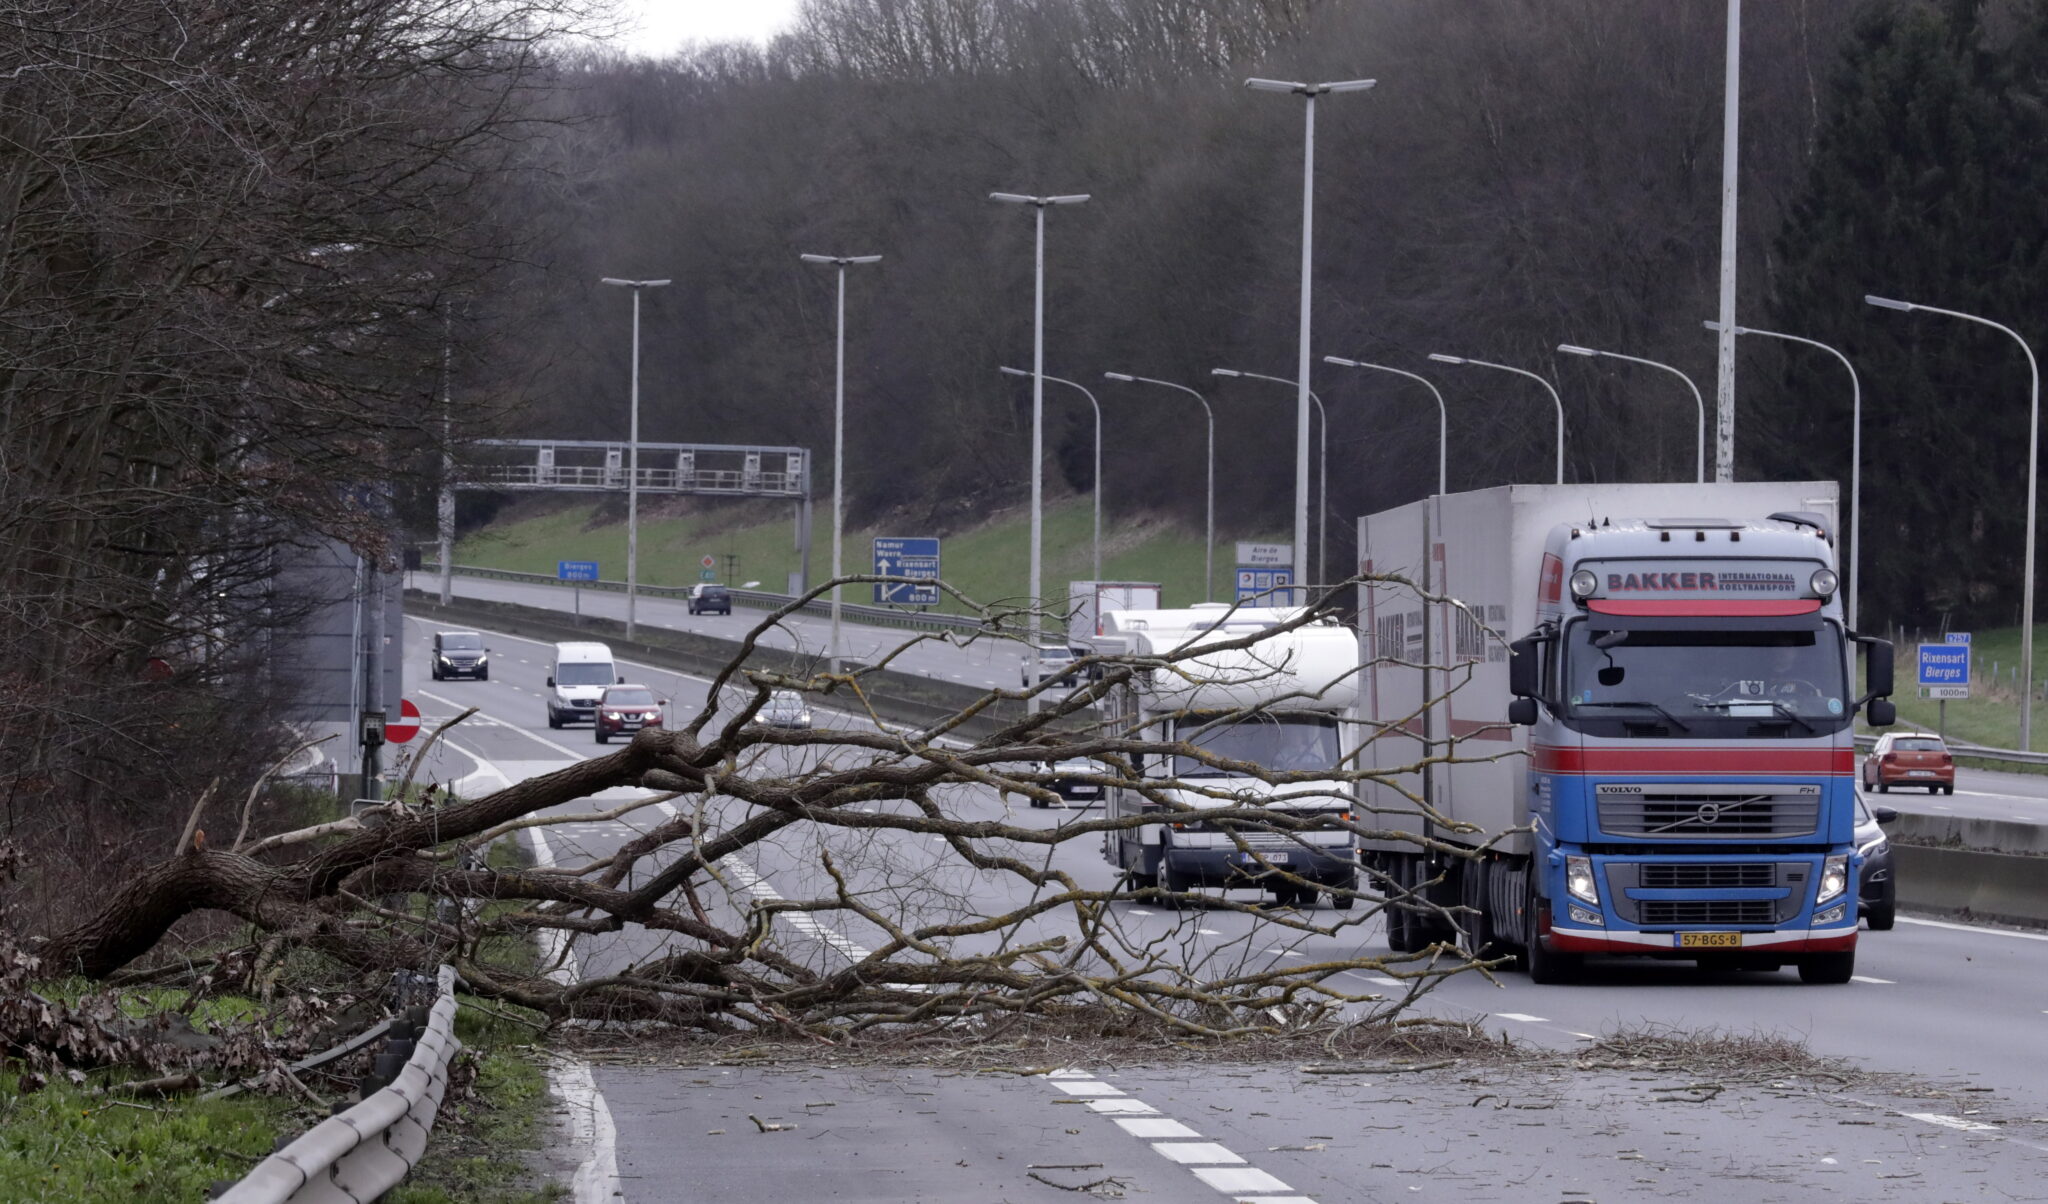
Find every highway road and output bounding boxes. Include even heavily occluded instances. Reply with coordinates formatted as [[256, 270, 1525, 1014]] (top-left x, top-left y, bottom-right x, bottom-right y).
[[397, 614, 2048, 1201]]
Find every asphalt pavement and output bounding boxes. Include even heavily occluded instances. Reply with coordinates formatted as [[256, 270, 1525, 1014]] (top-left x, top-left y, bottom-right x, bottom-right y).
[[397, 613, 2048, 1202]]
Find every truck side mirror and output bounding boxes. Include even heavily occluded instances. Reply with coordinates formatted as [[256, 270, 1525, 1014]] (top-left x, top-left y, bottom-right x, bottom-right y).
[[1508, 635, 1541, 698], [1863, 637, 1894, 698], [1866, 697, 1896, 727], [1508, 696, 1538, 726]]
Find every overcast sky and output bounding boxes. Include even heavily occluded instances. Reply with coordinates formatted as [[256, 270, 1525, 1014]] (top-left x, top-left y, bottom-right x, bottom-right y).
[[617, 0, 802, 55]]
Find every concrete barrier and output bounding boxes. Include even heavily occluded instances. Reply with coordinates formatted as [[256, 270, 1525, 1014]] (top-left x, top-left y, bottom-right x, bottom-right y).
[[1894, 844, 2048, 929], [1888, 811, 2048, 856]]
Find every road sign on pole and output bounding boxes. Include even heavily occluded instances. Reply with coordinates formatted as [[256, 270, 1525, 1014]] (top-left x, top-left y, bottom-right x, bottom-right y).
[[873, 537, 940, 605], [557, 560, 599, 582], [1917, 642, 1970, 699], [700, 555, 715, 570], [385, 698, 421, 744]]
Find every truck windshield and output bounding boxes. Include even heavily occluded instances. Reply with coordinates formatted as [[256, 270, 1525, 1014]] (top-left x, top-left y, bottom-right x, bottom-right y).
[[1173, 713, 1339, 776], [1565, 624, 1847, 725], [556, 663, 614, 687]]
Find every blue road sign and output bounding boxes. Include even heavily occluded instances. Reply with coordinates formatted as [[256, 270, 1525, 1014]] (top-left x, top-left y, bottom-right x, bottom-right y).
[[1235, 566, 1295, 605], [1945, 631, 1972, 645], [558, 560, 600, 582], [1917, 642, 1970, 698], [873, 537, 940, 605]]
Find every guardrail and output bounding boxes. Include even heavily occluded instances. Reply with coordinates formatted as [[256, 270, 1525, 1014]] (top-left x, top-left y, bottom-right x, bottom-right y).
[[426, 562, 998, 636], [1852, 730, 2048, 768], [215, 965, 461, 1204]]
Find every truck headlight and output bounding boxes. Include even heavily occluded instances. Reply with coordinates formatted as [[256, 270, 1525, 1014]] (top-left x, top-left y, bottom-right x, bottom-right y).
[[1810, 569, 1838, 599], [1569, 570, 1599, 599], [1813, 904, 1846, 926], [1565, 855, 1599, 904], [1815, 854, 1849, 904]]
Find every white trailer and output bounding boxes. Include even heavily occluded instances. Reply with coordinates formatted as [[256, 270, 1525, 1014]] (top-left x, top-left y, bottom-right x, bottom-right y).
[[1067, 581, 1163, 648], [1086, 605, 1360, 908]]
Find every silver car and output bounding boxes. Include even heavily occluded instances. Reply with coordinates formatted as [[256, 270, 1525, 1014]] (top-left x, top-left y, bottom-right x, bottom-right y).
[[759, 689, 813, 729]]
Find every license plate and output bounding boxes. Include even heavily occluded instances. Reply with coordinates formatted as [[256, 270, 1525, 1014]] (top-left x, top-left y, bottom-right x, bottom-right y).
[[1678, 932, 1741, 949], [1907, 769, 1933, 777], [1238, 851, 1290, 866]]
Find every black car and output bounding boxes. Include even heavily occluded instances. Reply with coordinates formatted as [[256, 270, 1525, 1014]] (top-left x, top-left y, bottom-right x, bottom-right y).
[[1854, 791, 1897, 931], [431, 630, 489, 680], [688, 584, 732, 615]]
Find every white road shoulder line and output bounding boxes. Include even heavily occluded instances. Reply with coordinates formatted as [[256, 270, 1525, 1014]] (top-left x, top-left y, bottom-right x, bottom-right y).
[[1896, 915, 2048, 942], [1849, 975, 1894, 984]]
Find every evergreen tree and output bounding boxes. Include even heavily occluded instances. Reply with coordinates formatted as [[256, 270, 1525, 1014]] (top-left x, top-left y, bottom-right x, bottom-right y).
[[1757, 0, 2048, 629]]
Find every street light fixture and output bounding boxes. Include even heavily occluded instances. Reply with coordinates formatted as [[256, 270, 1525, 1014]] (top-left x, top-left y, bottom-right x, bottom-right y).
[[1245, 75, 1375, 608], [799, 254, 882, 674], [1704, 319, 1863, 630], [1105, 372, 1215, 602], [598, 276, 672, 641], [1212, 368, 1327, 585], [1556, 343, 1706, 483], [1867, 293, 2041, 748], [1323, 356, 1448, 496], [1001, 366, 1102, 581], [1427, 352, 1565, 484], [992, 192, 1089, 685]]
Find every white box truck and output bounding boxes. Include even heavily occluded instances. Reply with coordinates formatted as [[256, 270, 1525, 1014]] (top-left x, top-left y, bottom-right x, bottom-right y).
[[1356, 483, 1896, 983], [1067, 581, 1163, 647], [1086, 605, 1360, 907]]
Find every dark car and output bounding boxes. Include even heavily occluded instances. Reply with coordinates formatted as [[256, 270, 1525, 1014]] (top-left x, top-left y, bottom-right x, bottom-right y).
[[688, 584, 732, 616], [1862, 731, 1954, 794], [1854, 791, 1898, 931], [594, 685, 666, 744], [431, 630, 489, 680]]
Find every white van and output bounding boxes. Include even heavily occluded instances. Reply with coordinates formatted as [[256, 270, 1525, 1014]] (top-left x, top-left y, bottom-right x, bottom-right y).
[[546, 641, 620, 728]]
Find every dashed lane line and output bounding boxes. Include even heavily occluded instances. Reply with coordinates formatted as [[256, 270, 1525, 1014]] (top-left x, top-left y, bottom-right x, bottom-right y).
[[1850, 975, 1895, 984], [1045, 1068, 1309, 1198], [1492, 1012, 1549, 1023]]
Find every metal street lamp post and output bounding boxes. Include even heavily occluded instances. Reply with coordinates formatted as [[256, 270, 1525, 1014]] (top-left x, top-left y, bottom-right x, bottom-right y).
[[991, 193, 1090, 685], [1427, 352, 1565, 484], [1867, 293, 2041, 748], [1001, 366, 1103, 581], [798, 254, 882, 674], [1245, 75, 1375, 607], [1322, 356, 1447, 495], [1212, 368, 1327, 588], [1105, 373, 1215, 602], [1556, 344, 1706, 483], [1704, 319, 1863, 630], [598, 276, 672, 641]]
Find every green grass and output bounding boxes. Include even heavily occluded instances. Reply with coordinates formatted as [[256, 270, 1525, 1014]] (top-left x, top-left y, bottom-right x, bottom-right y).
[[1876, 623, 2048, 751], [0, 1071, 296, 1202], [454, 496, 1287, 615], [389, 1002, 560, 1204]]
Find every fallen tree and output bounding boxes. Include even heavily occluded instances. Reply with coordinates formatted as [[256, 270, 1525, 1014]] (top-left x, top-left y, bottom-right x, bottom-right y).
[[28, 577, 1513, 1039]]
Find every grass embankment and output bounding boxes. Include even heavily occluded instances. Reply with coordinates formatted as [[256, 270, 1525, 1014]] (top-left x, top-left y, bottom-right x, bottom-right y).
[[1876, 623, 2048, 753], [454, 496, 1286, 613]]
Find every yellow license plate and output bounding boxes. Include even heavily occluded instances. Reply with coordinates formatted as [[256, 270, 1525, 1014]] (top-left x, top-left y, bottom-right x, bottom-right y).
[[1678, 932, 1741, 949]]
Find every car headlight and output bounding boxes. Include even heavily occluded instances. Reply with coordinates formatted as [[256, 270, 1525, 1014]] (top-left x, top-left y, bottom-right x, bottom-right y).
[[436, 655, 450, 665], [799, 711, 812, 725], [1565, 855, 1599, 904], [604, 711, 621, 721], [1857, 833, 1887, 858], [474, 653, 487, 665], [1815, 854, 1849, 904]]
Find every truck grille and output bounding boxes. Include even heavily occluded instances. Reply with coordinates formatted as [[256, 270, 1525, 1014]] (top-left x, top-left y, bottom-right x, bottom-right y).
[[1596, 783, 1820, 838], [1639, 900, 1778, 926], [1637, 863, 1778, 889]]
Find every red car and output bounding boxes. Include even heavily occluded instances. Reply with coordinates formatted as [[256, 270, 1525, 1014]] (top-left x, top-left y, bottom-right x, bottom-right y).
[[1861, 732, 1954, 795], [594, 685, 666, 745]]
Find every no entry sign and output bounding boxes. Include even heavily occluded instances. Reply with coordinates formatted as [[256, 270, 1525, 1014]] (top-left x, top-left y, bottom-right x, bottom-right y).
[[386, 698, 421, 744]]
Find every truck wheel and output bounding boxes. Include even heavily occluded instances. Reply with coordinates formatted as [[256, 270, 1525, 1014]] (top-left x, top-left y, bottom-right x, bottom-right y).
[[1163, 863, 1198, 905], [1525, 927, 1582, 985], [1386, 857, 1425, 953], [1798, 951, 1855, 984], [1331, 873, 1357, 911]]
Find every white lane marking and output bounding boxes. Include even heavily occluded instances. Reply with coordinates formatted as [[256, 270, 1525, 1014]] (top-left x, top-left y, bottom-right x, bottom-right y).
[[1045, 1073, 1297, 1198], [1050, 1080, 1125, 1096], [418, 687, 592, 760], [1196, 928, 1222, 936], [1086, 1098, 1160, 1115], [1570, 1032, 1599, 1040], [1153, 1142, 1245, 1166], [1905, 1112, 1998, 1132], [1898, 916, 2048, 943], [1850, 975, 1894, 984], [451, 737, 619, 1204], [1116, 1118, 1201, 1139], [1190, 1166, 1292, 1193], [1493, 1013, 1549, 1023]]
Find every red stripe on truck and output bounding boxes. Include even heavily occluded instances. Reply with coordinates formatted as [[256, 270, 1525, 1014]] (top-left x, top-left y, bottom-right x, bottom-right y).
[[1533, 745, 1854, 774], [1586, 599, 1822, 616]]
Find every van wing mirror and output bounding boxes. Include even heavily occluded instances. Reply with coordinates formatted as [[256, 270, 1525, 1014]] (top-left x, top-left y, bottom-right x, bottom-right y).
[[618, 675, 626, 684], [546, 675, 555, 688]]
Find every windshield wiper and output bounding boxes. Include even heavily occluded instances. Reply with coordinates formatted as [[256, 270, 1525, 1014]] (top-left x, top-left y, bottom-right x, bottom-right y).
[[1692, 697, 1818, 733], [1575, 700, 1690, 732]]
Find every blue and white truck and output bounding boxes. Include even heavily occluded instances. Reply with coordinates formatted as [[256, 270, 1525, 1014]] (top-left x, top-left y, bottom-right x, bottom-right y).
[[1355, 483, 1896, 983]]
